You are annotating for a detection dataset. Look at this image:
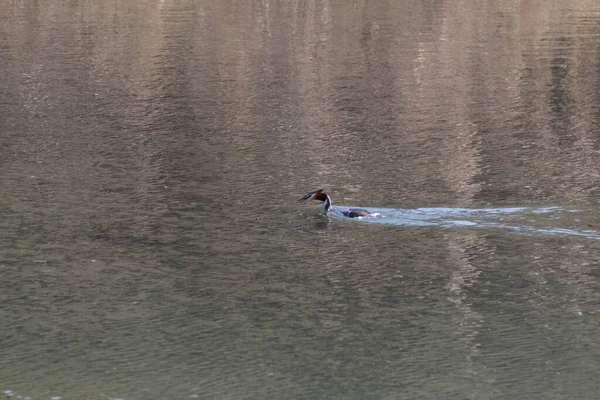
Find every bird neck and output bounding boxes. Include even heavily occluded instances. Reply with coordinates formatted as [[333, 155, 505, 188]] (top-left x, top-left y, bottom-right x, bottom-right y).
[[318, 194, 332, 213]]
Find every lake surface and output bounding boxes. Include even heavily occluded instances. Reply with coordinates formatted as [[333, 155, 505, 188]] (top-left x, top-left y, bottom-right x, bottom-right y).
[[2, 1, 600, 399]]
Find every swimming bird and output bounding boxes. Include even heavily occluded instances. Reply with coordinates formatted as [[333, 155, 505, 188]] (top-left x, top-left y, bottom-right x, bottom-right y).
[[297, 189, 377, 218]]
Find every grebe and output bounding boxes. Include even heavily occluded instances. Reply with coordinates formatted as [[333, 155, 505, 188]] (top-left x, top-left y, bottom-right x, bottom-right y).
[[297, 189, 377, 218]]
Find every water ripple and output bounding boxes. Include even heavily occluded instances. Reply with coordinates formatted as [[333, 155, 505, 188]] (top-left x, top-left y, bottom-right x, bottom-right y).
[[330, 206, 600, 239]]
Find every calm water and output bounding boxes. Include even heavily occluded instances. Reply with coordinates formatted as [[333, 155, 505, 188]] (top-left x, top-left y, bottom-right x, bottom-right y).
[[2, 1, 600, 399]]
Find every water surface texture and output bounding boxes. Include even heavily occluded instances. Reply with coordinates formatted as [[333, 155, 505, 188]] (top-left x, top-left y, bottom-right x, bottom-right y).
[[2, 1, 600, 399], [330, 205, 600, 239]]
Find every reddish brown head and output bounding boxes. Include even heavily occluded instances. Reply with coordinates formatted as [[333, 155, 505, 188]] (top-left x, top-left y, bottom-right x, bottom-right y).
[[297, 189, 327, 202]]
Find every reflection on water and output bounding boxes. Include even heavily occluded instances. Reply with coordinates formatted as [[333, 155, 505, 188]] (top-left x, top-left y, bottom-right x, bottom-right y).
[[331, 205, 600, 239], [2, 0, 600, 399]]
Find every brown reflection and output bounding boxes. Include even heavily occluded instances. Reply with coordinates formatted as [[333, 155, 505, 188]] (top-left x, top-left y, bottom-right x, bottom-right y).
[[443, 233, 488, 391], [3, 1, 600, 398], [2, 1, 600, 206]]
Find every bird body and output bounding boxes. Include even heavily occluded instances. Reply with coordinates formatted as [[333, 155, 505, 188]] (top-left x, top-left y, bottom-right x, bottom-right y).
[[297, 189, 378, 218]]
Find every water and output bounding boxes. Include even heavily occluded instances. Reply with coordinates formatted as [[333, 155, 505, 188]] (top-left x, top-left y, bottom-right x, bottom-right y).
[[327, 205, 600, 239], [1, 1, 600, 399]]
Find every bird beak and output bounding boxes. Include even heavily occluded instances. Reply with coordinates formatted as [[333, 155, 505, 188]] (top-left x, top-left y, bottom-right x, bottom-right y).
[[297, 191, 315, 202]]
